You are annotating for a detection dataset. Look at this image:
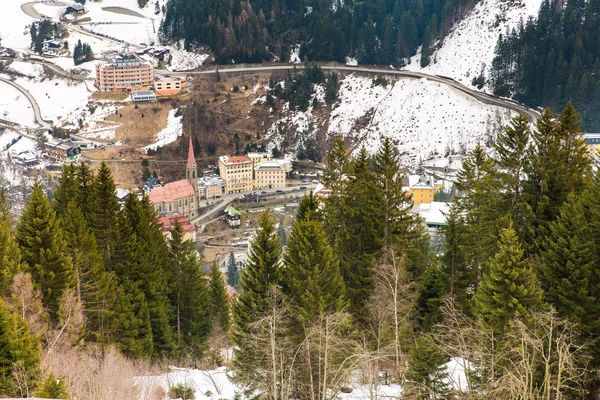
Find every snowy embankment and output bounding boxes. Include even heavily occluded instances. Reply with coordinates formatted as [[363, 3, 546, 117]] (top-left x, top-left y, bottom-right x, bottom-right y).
[[0, 82, 36, 126], [404, 0, 544, 88], [145, 108, 183, 153]]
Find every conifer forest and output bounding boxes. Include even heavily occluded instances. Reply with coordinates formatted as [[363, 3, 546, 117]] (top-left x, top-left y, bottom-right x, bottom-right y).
[[0, 101, 599, 398]]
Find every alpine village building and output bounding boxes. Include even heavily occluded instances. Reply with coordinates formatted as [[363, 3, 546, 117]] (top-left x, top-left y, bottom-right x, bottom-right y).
[[149, 137, 199, 220]]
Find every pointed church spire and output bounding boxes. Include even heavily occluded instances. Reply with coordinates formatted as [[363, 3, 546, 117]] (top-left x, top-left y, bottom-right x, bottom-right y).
[[187, 136, 197, 183], [187, 136, 196, 169]]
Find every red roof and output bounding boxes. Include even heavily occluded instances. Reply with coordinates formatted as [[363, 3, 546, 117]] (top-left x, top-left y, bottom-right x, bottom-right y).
[[149, 179, 195, 204], [187, 136, 196, 168], [158, 214, 196, 233], [220, 155, 252, 165]]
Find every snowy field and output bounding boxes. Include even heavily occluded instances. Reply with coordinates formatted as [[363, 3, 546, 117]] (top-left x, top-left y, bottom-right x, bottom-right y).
[[0, 82, 36, 126], [1, 0, 37, 51], [404, 0, 544, 88]]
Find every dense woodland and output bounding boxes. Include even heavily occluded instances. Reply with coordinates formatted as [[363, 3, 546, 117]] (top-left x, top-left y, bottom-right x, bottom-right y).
[[1, 102, 600, 398], [490, 0, 600, 131], [159, 0, 476, 65]]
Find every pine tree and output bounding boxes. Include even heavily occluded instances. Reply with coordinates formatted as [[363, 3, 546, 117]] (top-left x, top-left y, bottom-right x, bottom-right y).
[[0, 299, 40, 397], [226, 252, 239, 289], [115, 194, 175, 357], [338, 147, 382, 323], [75, 161, 95, 223], [110, 280, 153, 358], [209, 262, 230, 332], [296, 190, 320, 222], [0, 190, 23, 296], [540, 193, 598, 338], [232, 212, 282, 386], [91, 162, 120, 271], [16, 181, 75, 319], [321, 136, 350, 247], [282, 215, 345, 326], [404, 334, 450, 399], [474, 226, 542, 335], [455, 144, 504, 287], [53, 164, 79, 218], [60, 200, 113, 342], [168, 220, 211, 356]]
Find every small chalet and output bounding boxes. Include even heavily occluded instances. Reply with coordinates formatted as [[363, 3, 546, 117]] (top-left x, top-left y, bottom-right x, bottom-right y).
[[65, 4, 85, 14], [224, 205, 241, 227]]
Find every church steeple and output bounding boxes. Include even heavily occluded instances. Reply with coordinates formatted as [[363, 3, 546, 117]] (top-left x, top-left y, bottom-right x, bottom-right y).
[[186, 136, 197, 183]]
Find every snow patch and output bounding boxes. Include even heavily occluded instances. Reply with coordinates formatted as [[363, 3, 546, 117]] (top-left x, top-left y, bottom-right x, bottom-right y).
[[145, 108, 183, 153], [289, 44, 301, 64]]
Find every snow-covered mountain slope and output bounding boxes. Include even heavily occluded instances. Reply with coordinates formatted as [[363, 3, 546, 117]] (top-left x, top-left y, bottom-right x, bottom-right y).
[[263, 74, 515, 166], [404, 0, 544, 88]]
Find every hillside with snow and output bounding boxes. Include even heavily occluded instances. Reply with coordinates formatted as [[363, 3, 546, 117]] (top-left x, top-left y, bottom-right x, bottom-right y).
[[404, 0, 544, 88], [262, 74, 515, 167]]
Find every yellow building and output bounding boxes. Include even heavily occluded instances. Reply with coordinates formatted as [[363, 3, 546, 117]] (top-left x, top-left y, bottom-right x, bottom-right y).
[[153, 75, 186, 96], [95, 53, 154, 92], [405, 175, 439, 205], [254, 160, 286, 189], [218, 155, 254, 194], [198, 176, 225, 199]]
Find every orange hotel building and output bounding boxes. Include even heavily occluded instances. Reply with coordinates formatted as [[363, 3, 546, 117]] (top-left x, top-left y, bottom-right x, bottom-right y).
[[95, 53, 154, 92]]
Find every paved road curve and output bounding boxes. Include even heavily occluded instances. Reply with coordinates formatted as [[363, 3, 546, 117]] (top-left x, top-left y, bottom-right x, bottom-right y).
[[174, 64, 540, 123], [0, 76, 52, 129]]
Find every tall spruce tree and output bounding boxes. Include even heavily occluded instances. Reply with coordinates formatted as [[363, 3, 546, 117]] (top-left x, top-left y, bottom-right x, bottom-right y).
[[168, 220, 211, 356], [540, 193, 599, 340], [232, 212, 282, 387], [60, 200, 113, 342], [494, 114, 535, 249], [455, 144, 504, 287], [209, 262, 230, 333], [321, 137, 350, 248], [474, 226, 542, 335], [75, 161, 95, 223], [16, 181, 75, 319], [92, 162, 120, 271], [115, 194, 175, 357], [282, 197, 345, 325], [53, 163, 79, 218], [338, 147, 382, 323]]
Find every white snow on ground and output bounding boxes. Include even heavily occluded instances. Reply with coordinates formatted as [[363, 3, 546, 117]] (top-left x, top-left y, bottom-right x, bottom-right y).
[[168, 44, 210, 71], [145, 108, 183, 152], [289, 44, 301, 64], [33, 3, 65, 19], [404, 0, 544, 88], [6, 61, 44, 78], [137, 357, 471, 399], [0, 81, 36, 126], [0, 72, 93, 126], [1, 0, 37, 52], [328, 74, 514, 165]]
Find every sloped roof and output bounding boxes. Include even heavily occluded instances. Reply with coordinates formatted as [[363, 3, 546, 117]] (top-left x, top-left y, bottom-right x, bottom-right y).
[[149, 179, 195, 204], [187, 136, 196, 168], [158, 214, 196, 233]]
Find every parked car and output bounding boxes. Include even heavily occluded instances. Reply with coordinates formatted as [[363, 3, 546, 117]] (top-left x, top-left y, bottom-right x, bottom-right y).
[[300, 186, 307, 190], [261, 191, 267, 194], [276, 190, 283, 193]]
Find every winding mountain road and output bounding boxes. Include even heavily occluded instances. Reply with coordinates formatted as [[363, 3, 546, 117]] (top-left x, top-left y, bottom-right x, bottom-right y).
[[0, 76, 52, 129], [182, 64, 541, 123]]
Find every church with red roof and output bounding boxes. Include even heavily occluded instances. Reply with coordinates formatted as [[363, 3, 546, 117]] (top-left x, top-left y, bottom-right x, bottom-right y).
[[149, 137, 200, 220]]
